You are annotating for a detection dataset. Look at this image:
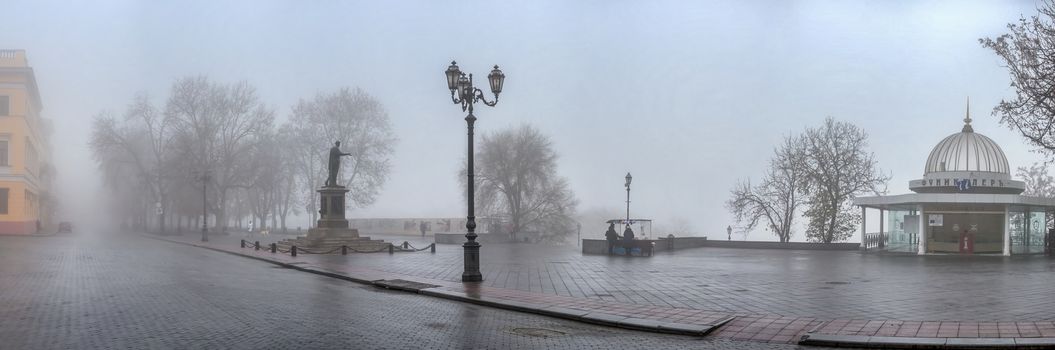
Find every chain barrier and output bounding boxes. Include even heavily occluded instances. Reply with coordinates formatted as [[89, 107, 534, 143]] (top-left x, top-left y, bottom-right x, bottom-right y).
[[239, 240, 435, 255], [398, 241, 436, 252], [293, 246, 342, 255], [345, 244, 392, 253]]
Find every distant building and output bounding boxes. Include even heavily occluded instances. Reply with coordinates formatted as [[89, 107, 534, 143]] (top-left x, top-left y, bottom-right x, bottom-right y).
[[855, 103, 1054, 255], [0, 50, 54, 234]]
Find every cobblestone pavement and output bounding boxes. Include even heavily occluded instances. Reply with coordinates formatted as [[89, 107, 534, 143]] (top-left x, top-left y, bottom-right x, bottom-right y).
[[0, 233, 815, 349], [228, 232, 1055, 322], [181, 231, 1055, 345]]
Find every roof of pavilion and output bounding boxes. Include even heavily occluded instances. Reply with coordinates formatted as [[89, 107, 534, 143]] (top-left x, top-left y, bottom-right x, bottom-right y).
[[854, 193, 1055, 210]]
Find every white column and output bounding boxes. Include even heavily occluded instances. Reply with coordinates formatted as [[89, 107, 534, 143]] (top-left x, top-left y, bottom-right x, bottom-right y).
[[917, 205, 926, 255], [1004, 205, 1011, 256], [879, 209, 885, 246], [861, 206, 867, 250]]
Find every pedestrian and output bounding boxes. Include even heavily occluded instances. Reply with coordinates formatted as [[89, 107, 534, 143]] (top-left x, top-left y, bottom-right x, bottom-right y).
[[420, 221, 427, 237], [622, 225, 636, 256], [604, 223, 619, 255], [727, 225, 732, 241]]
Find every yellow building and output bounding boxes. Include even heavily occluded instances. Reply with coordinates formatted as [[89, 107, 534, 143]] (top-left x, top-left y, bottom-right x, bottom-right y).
[[0, 50, 53, 234]]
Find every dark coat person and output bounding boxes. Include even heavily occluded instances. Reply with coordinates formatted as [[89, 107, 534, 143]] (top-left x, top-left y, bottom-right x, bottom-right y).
[[623, 225, 635, 241], [622, 225, 636, 256], [604, 223, 619, 254]]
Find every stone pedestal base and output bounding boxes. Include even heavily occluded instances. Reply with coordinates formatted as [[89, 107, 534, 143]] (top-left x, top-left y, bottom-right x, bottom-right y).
[[277, 227, 390, 253], [318, 186, 350, 229], [274, 185, 390, 253]]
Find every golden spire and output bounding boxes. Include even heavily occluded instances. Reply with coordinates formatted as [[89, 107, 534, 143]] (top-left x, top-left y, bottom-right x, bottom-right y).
[[962, 96, 973, 133]]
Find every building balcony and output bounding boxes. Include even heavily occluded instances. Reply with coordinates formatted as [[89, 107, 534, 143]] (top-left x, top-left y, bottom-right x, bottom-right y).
[[0, 50, 28, 68]]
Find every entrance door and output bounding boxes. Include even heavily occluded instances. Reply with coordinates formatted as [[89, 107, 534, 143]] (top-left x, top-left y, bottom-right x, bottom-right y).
[[927, 212, 1003, 254], [958, 232, 974, 254]]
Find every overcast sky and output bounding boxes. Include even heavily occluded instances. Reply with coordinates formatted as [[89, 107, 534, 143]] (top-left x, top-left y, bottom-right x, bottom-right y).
[[3, 0, 1047, 241]]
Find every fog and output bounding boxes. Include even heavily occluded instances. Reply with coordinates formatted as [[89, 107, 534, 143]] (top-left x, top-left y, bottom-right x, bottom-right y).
[[3, 0, 1044, 241]]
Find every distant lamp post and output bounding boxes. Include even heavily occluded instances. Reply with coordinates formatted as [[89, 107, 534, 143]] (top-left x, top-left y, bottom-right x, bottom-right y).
[[199, 170, 210, 242], [445, 60, 505, 283], [624, 172, 632, 224]]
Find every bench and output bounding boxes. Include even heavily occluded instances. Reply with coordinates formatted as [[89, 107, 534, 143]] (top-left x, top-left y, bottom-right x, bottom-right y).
[[608, 240, 655, 257]]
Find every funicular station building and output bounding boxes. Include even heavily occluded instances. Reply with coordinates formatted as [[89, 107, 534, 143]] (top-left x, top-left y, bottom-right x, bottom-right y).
[[854, 109, 1055, 255]]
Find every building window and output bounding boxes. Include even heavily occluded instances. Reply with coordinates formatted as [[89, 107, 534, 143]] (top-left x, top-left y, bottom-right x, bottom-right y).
[[0, 140, 7, 166], [24, 140, 35, 172], [0, 96, 8, 116], [0, 188, 9, 214]]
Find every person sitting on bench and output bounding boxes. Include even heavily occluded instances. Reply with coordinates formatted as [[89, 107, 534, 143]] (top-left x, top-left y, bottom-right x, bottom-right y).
[[622, 225, 636, 255], [605, 223, 619, 254]]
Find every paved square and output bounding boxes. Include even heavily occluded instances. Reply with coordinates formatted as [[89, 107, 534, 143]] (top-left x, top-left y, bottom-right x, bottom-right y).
[[232, 232, 1055, 322]]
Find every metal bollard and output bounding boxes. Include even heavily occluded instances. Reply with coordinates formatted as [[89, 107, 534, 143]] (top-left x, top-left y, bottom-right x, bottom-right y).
[[341, 245, 347, 255], [430, 243, 436, 253], [291, 246, 297, 257], [388, 244, 394, 254], [271, 243, 277, 253], [403, 241, 409, 249], [241, 240, 245, 248], [255, 241, 260, 251]]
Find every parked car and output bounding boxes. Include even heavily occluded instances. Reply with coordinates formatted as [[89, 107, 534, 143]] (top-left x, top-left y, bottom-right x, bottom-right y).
[[58, 222, 72, 233]]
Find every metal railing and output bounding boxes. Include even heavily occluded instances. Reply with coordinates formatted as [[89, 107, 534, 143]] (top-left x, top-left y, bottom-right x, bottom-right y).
[[862, 232, 885, 250]]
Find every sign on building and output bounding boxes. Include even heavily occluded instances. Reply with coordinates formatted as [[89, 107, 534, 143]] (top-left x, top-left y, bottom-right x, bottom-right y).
[[928, 214, 943, 226]]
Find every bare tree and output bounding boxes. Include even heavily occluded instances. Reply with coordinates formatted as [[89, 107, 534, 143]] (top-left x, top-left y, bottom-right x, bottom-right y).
[[465, 124, 579, 242], [89, 94, 176, 233], [1019, 162, 1055, 197], [288, 88, 396, 226], [91, 113, 145, 230], [165, 76, 275, 232], [241, 131, 300, 232], [980, 2, 1055, 156], [726, 136, 805, 242], [798, 117, 889, 243], [1018, 162, 1055, 228], [246, 134, 280, 231], [272, 132, 300, 232]]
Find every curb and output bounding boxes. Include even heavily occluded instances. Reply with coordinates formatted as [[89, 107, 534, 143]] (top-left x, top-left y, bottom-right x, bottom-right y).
[[146, 235, 730, 337], [417, 288, 732, 336], [799, 333, 1055, 349], [145, 235, 380, 285]]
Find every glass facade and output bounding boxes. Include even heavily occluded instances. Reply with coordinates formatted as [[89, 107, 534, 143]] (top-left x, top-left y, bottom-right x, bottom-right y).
[[1010, 209, 1046, 255], [867, 205, 1051, 255], [1029, 211, 1046, 254], [885, 210, 917, 253]]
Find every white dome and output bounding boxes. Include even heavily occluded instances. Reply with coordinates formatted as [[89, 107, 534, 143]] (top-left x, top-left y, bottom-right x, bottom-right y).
[[924, 123, 1009, 175]]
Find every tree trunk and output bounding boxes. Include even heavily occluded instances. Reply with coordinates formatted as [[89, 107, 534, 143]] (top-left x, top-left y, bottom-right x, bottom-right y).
[[826, 204, 838, 243]]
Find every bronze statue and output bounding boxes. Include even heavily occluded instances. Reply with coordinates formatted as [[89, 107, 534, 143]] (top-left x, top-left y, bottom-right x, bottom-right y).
[[326, 141, 351, 187]]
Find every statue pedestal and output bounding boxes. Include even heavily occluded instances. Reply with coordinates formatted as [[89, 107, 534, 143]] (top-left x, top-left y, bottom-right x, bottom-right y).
[[317, 186, 351, 229], [277, 185, 389, 253]]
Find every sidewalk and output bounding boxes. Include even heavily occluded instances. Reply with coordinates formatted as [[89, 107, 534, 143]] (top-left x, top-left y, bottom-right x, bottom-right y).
[[150, 233, 1055, 348]]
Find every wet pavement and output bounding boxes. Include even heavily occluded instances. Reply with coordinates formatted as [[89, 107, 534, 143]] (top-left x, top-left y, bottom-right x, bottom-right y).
[[229, 231, 1055, 322], [0, 233, 813, 349], [132, 231, 1055, 347]]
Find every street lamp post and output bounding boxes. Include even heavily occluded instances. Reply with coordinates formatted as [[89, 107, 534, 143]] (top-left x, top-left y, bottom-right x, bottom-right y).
[[445, 60, 505, 283], [200, 171, 210, 242], [624, 172, 632, 224]]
